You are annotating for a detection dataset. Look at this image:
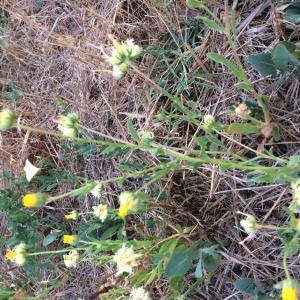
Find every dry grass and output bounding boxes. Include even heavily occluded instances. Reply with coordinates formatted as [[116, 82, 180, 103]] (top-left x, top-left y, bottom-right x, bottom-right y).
[[1, 0, 300, 299]]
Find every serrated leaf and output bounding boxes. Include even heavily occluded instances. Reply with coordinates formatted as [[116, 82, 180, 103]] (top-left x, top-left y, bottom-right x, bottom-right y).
[[127, 119, 140, 142], [207, 52, 247, 81], [227, 123, 261, 134], [195, 16, 226, 33], [235, 278, 258, 296], [248, 53, 277, 77]]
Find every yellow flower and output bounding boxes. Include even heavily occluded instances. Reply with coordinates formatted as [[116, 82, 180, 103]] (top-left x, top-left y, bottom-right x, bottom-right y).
[[92, 204, 108, 222], [22, 193, 48, 208], [63, 235, 79, 245], [0, 108, 15, 131], [118, 192, 136, 219], [282, 279, 298, 300], [63, 250, 79, 268], [64, 210, 79, 220], [24, 159, 40, 182], [129, 287, 152, 300], [113, 244, 141, 275], [5, 243, 27, 266]]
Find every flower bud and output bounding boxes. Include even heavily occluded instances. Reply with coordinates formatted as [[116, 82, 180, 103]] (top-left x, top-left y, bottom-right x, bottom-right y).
[[22, 193, 48, 208], [118, 192, 136, 219], [64, 210, 79, 220], [0, 108, 15, 131], [282, 279, 298, 300], [235, 103, 251, 118], [240, 214, 258, 236], [57, 113, 79, 138]]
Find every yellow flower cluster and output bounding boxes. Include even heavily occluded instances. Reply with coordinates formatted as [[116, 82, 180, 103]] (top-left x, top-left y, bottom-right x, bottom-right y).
[[63, 235, 79, 245], [108, 37, 142, 80], [118, 192, 137, 219], [5, 243, 27, 266], [22, 193, 48, 208], [64, 210, 79, 220], [282, 280, 298, 300]]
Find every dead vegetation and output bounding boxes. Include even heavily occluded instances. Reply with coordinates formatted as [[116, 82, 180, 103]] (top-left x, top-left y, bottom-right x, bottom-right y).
[[1, 0, 300, 299]]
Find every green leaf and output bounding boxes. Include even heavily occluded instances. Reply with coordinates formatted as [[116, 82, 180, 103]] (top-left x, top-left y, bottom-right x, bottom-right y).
[[200, 245, 221, 272], [0, 38, 9, 48], [195, 16, 226, 33], [272, 42, 300, 72], [187, 0, 204, 8], [248, 53, 277, 77], [227, 123, 261, 134], [285, 234, 299, 257], [234, 82, 255, 92], [165, 250, 193, 278], [169, 275, 184, 292], [207, 52, 247, 81], [284, 7, 300, 24], [127, 119, 140, 142], [43, 231, 60, 246], [235, 278, 258, 296]]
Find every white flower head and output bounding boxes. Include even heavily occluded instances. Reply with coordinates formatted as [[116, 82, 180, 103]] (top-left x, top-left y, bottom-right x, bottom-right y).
[[92, 204, 108, 222], [126, 39, 142, 58], [63, 250, 79, 268], [113, 244, 141, 275], [112, 65, 125, 80], [240, 214, 258, 237], [24, 159, 40, 182], [129, 287, 152, 300], [91, 182, 104, 197]]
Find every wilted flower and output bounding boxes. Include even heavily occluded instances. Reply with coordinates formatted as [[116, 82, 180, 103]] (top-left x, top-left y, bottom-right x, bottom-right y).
[[64, 210, 79, 220], [282, 279, 298, 300], [57, 113, 79, 138], [22, 193, 48, 208], [63, 250, 79, 268], [24, 159, 40, 182], [93, 204, 108, 222], [113, 244, 141, 275], [118, 192, 136, 219], [235, 103, 251, 118], [63, 235, 79, 245], [0, 108, 15, 131], [240, 214, 258, 236], [91, 182, 104, 197], [5, 243, 27, 266], [129, 287, 152, 300]]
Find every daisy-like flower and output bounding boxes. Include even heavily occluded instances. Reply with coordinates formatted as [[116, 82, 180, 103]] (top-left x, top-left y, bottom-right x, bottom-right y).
[[24, 159, 40, 182], [282, 279, 298, 300], [0, 108, 15, 131], [240, 214, 258, 237], [129, 287, 152, 300], [92, 204, 108, 222], [113, 244, 141, 275], [63, 235, 79, 245], [57, 113, 79, 138], [235, 103, 251, 118], [22, 193, 48, 208], [90, 182, 104, 197], [118, 192, 136, 219], [5, 243, 27, 266], [64, 210, 79, 220], [63, 250, 79, 268]]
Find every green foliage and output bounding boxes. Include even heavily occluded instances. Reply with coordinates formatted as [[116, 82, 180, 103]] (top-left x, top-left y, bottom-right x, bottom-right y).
[[248, 42, 300, 77], [1, 80, 23, 102], [283, 2, 300, 24], [235, 278, 269, 299]]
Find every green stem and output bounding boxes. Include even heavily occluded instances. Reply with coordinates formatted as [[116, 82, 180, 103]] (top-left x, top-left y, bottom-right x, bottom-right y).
[[27, 248, 85, 256]]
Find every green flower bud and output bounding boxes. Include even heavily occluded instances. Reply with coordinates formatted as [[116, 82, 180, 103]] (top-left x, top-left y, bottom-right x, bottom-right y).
[[0, 108, 15, 131]]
